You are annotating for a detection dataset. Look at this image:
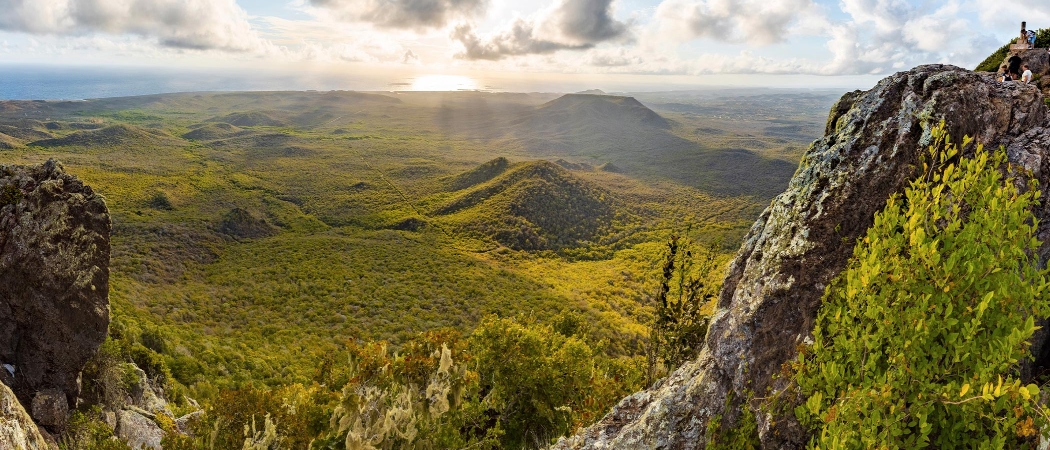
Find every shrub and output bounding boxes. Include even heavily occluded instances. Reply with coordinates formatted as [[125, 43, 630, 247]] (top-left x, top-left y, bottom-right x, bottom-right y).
[[645, 235, 719, 384], [0, 184, 21, 207], [148, 191, 174, 210], [60, 407, 132, 450], [794, 123, 1050, 448]]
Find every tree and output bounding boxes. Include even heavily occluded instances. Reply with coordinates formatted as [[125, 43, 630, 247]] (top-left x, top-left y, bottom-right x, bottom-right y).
[[646, 235, 720, 385]]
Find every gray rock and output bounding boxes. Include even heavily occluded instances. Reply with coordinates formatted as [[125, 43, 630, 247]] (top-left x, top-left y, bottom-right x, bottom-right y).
[[175, 410, 203, 435], [29, 389, 67, 431], [0, 159, 111, 407], [555, 65, 1050, 449], [125, 364, 168, 416], [102, 409, 117, 431], [0, 382, 52, 449], [116, 409, 163, 450]]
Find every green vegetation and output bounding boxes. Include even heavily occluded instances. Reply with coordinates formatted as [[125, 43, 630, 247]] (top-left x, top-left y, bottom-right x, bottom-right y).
[[0, 89, 827, 448], [161, 317, 642, 449], [645, 235, 720, 383], [795, 123, 1050, 448]]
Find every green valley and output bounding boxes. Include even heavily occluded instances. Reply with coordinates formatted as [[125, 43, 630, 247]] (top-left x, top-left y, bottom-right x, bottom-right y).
[[0, 88, 834, 448]]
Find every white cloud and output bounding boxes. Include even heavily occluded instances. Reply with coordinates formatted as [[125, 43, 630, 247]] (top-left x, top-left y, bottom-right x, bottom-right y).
[[305, 0, 489, 31], [0, 0, 267, 52], [655, 0, 822, 45], [452, 0, 631, 60]]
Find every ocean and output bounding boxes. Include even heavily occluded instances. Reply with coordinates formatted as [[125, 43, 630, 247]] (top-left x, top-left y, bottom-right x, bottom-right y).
[[0, 65, 393, 100]]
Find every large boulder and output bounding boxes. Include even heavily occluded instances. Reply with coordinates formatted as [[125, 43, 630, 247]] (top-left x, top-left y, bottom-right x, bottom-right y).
[[0, 382, 53, 449], [555, 65, 1050, 448], [115, 409, 163, 450], [0, 159, 111, 413]]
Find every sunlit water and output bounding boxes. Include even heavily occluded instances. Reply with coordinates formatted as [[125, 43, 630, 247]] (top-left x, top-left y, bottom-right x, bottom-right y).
[[407, 75, 480, 92]]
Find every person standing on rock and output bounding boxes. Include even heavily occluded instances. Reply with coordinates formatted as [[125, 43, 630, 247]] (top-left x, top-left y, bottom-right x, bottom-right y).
[[1009, 55, 1023, 80], [1029, 30, 1038, 49], [1022, 64, 1034, 84]]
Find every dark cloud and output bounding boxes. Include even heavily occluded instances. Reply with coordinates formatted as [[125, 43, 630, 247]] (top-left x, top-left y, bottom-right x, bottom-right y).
[[453, 0, 630, 60], [0, 0, 263, 51], [452, 22, 591, 60], [555, 0, 629, 43], [309, 0, 488, 30]]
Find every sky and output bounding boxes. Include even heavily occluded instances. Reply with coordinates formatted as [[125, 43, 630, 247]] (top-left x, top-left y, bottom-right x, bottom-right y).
[[0, 0, 1046, 92]]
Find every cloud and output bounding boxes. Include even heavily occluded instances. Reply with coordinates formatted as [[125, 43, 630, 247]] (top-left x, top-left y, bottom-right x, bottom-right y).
[[655, 0, 820, 45], [588, 48, 641, 66], [0, 0, 265, 52], [306, 0, 488, 31], [453, 0, 630, 60]]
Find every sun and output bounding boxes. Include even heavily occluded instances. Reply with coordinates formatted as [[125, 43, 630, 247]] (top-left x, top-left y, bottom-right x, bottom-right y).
[[410, 75, 479, 91]]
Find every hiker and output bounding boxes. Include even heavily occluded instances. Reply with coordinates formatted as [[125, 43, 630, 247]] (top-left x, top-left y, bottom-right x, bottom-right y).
[[1029, 29, 1038, 49], [999, 64, 1013, 82], [1022, 64, 1034, 84], [1022, 25, 1029, 47], [1009, 55, 1023, 79]]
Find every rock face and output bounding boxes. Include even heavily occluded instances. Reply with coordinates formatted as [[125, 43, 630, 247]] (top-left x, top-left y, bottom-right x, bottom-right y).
[[555, 65, 1050, 449], [29, 390, 67, 431], [115, 409, 163, 450], [0, 160, 111, 416], [0, 382, 52, 450]]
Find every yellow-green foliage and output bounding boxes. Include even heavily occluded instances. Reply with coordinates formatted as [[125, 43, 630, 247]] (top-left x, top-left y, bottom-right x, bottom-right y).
[[646, 235, 720, 383], [795, 123, 1050, 448], [60, 407, 132, 450], [469, 315, 645, 448]]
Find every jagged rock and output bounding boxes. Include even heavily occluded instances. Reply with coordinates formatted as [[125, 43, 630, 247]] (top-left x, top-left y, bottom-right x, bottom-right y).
[[0, 159, 111, 411], [175, 411, 203, 435], [102, 410, 117, 431], [116, 409, 163, 450], [125, 365, 168, 416], [0, 382, 52, 449], [555, 65, 1050, 449], [1003, 49, 1050, 78], [29, 390, 67, 431]]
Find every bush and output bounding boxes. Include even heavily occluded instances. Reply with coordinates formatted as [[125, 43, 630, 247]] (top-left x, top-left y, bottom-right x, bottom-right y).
[[794, 123, 1050, 448], [645, 235, 719, 384], [60, 407, 131, 450]]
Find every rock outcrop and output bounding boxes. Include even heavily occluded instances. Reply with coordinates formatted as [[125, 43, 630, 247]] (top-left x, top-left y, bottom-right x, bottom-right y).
[[0, 383, 52, 449], [556, 65, 1050, 448], [115, 409, 163, 450], [0, 159, 111, 424]]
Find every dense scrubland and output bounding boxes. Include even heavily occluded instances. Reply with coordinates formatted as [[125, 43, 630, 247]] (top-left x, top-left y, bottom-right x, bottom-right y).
[[0, 88, 835, 448]]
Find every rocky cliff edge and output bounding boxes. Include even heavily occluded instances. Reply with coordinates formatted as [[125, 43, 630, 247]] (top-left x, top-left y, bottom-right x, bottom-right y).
[[556, 64, 1050, 449], [0, 159, 111, 440]]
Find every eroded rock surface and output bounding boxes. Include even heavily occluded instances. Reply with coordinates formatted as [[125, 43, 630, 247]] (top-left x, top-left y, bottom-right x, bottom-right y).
[[0, 382, 52, 450], [555, 65, 1050, 449], [116, 409, 163, 450], [0, 159, 111, 414]]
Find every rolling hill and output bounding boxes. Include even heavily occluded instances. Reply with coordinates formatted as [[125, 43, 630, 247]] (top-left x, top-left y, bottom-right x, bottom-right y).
[[28, 124, 174, 148], [434, 160, 632, 251]]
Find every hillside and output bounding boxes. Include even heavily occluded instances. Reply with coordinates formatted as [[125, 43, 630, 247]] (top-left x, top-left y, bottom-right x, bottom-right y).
[[28, 124, 172, 147], [207, 111, 285, 127], [182, 122, 244, 140], [434, 160, 631, 251], [441, 156, 511, 191], [0, 132, 22, 149], [0, 88, 818, 448]]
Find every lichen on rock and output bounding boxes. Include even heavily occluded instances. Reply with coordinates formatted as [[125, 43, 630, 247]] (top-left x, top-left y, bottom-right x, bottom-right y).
[[555, 64, 1050, 449], [0, 159, 111, 426]]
